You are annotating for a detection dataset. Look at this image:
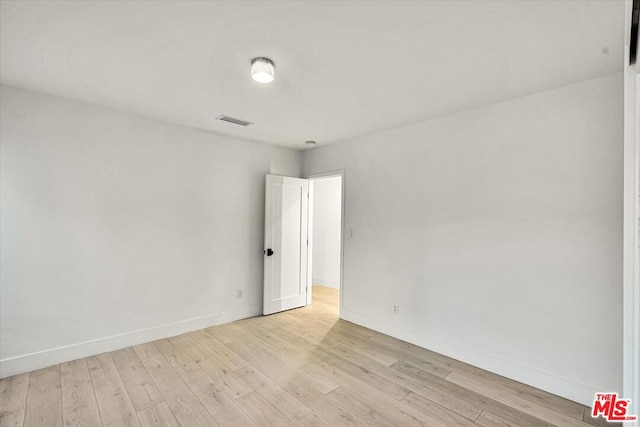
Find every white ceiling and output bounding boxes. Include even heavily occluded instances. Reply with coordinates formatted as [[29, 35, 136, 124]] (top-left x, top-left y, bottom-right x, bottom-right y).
[[0, 1, 624, 150]]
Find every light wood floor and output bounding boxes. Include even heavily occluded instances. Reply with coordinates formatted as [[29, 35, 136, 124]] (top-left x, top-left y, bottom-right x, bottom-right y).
[[1, 286, 610, 427]]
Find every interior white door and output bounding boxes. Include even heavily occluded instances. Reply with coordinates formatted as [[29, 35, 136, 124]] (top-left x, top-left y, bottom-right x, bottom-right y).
[[263, 174, 309, 315]]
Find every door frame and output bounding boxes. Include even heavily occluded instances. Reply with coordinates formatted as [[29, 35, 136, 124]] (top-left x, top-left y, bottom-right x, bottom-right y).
[[306, 170, 345, 318], [623, 0, 639, 417]]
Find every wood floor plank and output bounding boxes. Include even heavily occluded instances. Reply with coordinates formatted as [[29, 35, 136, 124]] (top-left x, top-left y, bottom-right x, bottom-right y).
[[277, 378, 367, 426], [446, 370, 591, 427], [204, 323, 246, 345], [263, 324, 308, 343], [377, 352, 554, 427], [395, 357, 453, 379], [235, 318, 284, 345], [236, 365, 329, 426], [190, 330, 249, 371], [168, 333, 196, 349], [306, 321, 554, 427], [225, 339, 317, 395], [136, 403, 179, 427], [243, 328, 342, 394], [268, 312, 315, 337], [152, 339, 191, 366], [214, 369, 253, 400], [307, 368, 434, 427], [392, 359, 454, 383], [475, 409, 524, 427], [0, 373, 29, 427], [305, 330, 484, 420], [30, 365, 60, 377], [416, 348, 586, 423], [180, 341, 252, 399], [246, 315, 280, 332], [582, 407, 623, 427], [312, 328, 399, 367], [60, 359, 102, 427], [182, 341, 226, 377], [87, 352, 141, 427], [325, 386, 412, 427], [271, 334, 411, 401], [132, 343, 158, 360], [377, 334, 588, 423], [326, 319, 467, 371], [111, 348, 138, 363], [171, 361, 255, 427], [227, 329, 339, 395], [402, 392, 480, 427], [24, 367, 62, 427], [445, 361, 586, 421], [112, 349, 164, 411], [235, 392, 294, 427], [133, 344, 218, 427], [259, 334, 431, 427], [320, 323, 454, 378]]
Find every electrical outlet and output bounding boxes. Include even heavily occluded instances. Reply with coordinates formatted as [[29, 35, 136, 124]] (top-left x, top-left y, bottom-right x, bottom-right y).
[[236, 289, 243, 299], [392, 304, 399, 315]]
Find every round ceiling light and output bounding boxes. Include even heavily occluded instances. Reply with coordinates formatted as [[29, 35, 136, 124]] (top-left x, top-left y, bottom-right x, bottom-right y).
[[251, 57, 275, 83]]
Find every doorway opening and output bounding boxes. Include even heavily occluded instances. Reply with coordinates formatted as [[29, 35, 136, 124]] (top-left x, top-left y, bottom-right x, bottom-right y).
[[308, 173, 344, 314]]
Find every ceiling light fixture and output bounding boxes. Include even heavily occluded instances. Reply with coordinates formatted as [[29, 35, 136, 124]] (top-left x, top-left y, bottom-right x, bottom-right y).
[[251, 57, 275, 83]]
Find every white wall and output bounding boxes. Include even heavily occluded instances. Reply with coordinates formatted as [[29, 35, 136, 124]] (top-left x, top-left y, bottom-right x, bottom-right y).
[[0, 85, 301, 376], [303, 74, 623, 406], [311, 176, 342, 289]]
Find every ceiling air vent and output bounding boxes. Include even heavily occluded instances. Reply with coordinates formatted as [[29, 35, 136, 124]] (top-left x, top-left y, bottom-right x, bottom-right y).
[[215, 114, 254, 127]]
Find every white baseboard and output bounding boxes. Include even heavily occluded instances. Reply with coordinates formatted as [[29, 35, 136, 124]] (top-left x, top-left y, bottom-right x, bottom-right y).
[[341, 308, 598, 407], [312, 276, 340, 289], [0, 305, 261, 378], [2, 305, 599, 406]]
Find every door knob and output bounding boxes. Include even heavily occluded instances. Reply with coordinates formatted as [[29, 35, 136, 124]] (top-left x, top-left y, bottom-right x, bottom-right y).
[[264, 248, 274, 256]]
